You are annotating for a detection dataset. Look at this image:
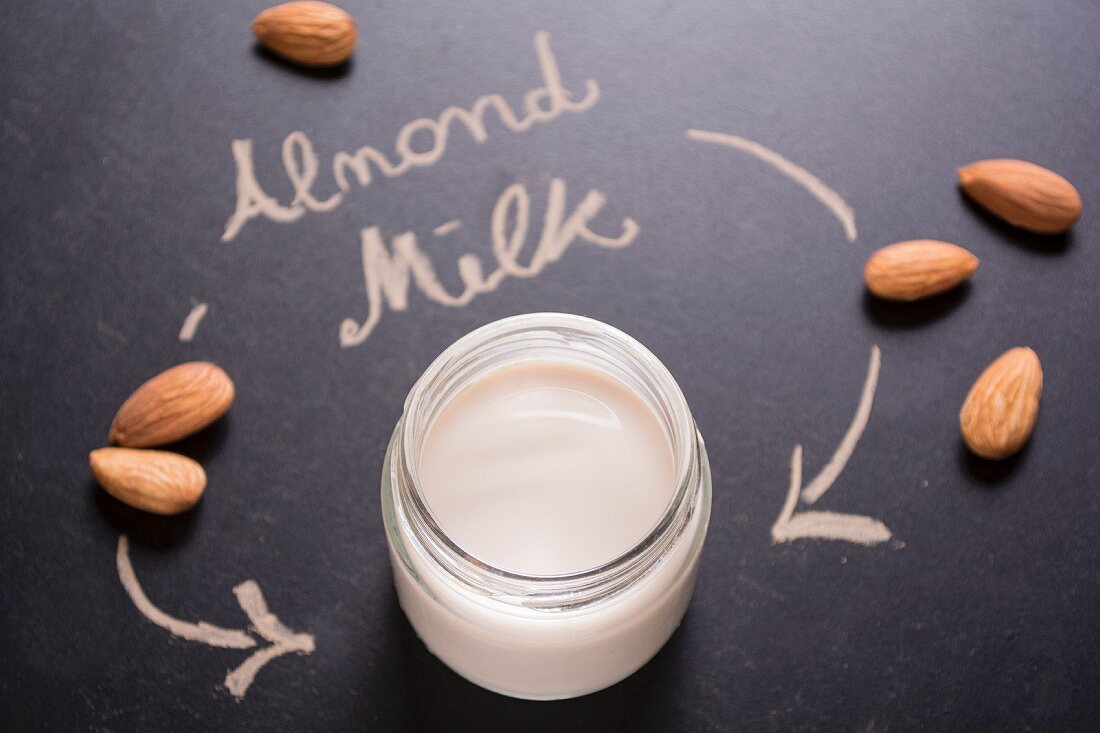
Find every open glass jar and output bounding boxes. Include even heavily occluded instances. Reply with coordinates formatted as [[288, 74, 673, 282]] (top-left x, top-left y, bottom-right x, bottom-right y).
[[381, 313, 712, 699]]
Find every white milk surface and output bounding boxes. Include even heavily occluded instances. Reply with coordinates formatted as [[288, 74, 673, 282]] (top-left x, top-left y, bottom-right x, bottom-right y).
[[418, 359, 676, 575]]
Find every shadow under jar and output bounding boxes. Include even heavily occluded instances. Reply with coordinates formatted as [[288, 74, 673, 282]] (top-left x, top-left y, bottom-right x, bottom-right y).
[[381, 313, 712, 699]]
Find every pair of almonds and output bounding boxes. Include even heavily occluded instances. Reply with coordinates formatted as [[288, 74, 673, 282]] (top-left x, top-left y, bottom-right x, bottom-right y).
[[252, 1, 356, 68], [951, 160, 1073, 457], [90, 363, 234, 516], [864, 159, 1081, 302]]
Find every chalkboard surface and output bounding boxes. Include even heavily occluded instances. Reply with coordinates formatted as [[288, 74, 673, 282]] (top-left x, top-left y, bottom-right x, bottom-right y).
[[3, 1, 1099, 730]]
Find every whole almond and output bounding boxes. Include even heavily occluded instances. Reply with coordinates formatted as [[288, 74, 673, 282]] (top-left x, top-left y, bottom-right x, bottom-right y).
[[864, 240, 979, 301], [252, 1, 356, 67], [90, 447, 206, 515], [958, 159, 1081, 234], [109, 362, 234, 448], [960, 347, 1043, 460]]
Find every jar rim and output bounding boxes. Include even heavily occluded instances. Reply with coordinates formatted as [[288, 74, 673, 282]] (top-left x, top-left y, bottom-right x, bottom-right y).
[[392, 312, 705, 609]]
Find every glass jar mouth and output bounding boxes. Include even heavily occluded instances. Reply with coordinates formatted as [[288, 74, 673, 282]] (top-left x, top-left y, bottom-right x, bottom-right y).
[[392, 313, 705, 609]]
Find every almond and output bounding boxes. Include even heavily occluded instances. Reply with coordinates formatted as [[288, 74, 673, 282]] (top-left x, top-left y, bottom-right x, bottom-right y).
[[90, 447, 206, 515], [252, 1, 356, 68], [960, 347, 1043, 460], [864, 240, 979, 301], [109, 362, 234, 448], [958, 159, 1081, 234]]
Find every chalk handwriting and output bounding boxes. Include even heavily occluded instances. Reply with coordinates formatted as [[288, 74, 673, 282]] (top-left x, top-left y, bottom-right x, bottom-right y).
[[222, 31, 599, 242], [686, 129, 857, 242], [771, 346, 892, 545], [116, 535, 315, 700], [338, 177, 639, 348]]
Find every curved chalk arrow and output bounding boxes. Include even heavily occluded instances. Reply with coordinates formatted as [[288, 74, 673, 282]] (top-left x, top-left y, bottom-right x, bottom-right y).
[[116, 535, 315, 699], [686, 129, 858, 242]]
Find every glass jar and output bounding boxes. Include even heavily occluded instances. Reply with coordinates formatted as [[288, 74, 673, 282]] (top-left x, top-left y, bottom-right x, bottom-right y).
[[381, 313, 712, 699]]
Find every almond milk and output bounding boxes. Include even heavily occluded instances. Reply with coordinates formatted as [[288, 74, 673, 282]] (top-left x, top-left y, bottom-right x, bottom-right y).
[[382, 313, 712, 699]]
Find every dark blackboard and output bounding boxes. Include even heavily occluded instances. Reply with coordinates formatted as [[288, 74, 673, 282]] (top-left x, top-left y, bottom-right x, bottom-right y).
[[3, 1, 1099, 730]]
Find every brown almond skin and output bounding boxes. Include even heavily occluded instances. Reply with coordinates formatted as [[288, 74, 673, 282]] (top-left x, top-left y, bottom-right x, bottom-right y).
[[252, 1, 356, 68], [109, 362, 234, 448], [960, 348, 1043, 460], [958, 159, 1081, 234], [90, 447, 206, 515], [864, 240, 979, 301]]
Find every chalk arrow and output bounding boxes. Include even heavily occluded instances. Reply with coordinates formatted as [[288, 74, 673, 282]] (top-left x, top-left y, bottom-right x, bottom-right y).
[[771, 346, 892, 546], [116, 535, 315, 699]]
